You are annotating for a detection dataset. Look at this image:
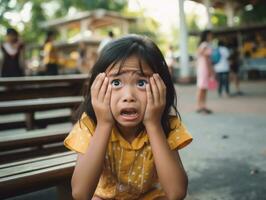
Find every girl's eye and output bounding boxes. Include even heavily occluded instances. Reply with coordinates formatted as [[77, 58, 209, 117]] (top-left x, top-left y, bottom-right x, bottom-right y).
[[137, 80, 148, 88], [111, 79, 122, 88]]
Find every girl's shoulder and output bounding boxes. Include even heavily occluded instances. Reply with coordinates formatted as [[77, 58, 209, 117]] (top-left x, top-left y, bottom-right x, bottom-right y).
[[80, 112, 96, 133], [168, 115, 181, 128]]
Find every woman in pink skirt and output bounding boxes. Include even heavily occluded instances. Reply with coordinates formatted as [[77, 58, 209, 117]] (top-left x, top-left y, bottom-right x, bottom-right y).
[[196, 30, 214, 114]]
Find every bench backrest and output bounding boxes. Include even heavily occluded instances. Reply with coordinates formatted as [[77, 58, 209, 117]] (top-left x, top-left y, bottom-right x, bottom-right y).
[[0, 74, 89, 101]]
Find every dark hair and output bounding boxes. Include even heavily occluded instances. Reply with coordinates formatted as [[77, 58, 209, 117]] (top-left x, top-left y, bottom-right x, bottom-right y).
[[108, 31, 114, 38], [6, 28, 18, 36], [44, 30, 57, 44], [79, 34, 180, 136], [199, 30, 211, 46]]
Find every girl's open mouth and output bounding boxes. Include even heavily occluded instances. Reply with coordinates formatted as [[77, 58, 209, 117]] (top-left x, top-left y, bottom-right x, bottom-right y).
[[120, 108, 139, 121]]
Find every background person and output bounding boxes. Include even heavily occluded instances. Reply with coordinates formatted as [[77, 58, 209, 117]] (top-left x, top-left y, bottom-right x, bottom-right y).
[[165, 45, 176, 80], [214, 40, 231, 97], [97, 30, 114, 54], [0, 28, 25, 77], [42, 30, 59, 75], [229, 49, 243, 95], [196, 30, 215, 114]]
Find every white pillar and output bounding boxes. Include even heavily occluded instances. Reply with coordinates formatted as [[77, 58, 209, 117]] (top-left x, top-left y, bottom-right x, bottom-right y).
[[204, 0, 212, 29], [225, 1, 234, 27], [178, 0, 190, 78], [80, 20, 87, 39]]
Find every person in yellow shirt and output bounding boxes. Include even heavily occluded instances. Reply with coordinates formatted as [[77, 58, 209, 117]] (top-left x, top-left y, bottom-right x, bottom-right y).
[[64, 35, 193, 200], [42, 30, 59, 75]]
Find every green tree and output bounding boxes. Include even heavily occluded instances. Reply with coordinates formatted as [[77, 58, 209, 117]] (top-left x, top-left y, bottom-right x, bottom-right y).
[[239, 4, 266, 24], [0, 0, 128, 43]]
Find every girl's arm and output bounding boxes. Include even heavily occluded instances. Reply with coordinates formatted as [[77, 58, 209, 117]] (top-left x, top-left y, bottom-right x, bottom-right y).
[[71, 73, 113, 200], [145, 125, 188, 200], [72, 123, 112, 200], [144, 74, 187, 200]]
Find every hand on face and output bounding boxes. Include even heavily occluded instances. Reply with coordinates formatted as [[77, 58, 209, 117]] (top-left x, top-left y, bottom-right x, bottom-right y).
[[143, 74, 166, 127], [91, 73, 114, 125]]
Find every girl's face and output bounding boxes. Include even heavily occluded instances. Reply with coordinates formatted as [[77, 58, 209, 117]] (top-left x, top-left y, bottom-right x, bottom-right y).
[[106, 56, 153, 130]]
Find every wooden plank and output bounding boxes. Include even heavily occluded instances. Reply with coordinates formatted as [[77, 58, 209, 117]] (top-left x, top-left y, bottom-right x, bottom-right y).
[[0, 96, 83, 114], [0, 151, 74, 169], [0, 115, 71, 130], [0, 85, 83, 101], [0, 127, 71, 151], [0, 152, 76, 199], [0, 74, 89, 86]]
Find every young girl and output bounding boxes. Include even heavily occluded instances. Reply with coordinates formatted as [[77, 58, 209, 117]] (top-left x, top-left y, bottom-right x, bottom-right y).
[[64, 35, 192, 200]]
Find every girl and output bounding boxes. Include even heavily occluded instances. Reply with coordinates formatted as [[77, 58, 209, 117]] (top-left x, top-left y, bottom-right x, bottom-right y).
[[64, 35, 192, 200], [196, 30, 215, 114]]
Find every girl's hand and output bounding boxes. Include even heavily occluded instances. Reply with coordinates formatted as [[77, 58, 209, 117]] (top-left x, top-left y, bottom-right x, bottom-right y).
[[91, 73, 114, 125], [143, 74, 166, 128]]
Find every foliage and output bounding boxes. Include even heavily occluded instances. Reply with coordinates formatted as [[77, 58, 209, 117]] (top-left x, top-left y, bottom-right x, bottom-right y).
[[211, 11, 227, 27], [239, 4, 266, 24], [0, 0, 128, 44]]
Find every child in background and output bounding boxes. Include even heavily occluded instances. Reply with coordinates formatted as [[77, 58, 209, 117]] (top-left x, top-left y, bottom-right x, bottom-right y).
[[64, 35, 192, 200], [214, 40, 231, 97]]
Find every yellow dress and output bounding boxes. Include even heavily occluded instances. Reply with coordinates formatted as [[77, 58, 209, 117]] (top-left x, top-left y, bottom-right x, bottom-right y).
[[64, 113, 193, 200]]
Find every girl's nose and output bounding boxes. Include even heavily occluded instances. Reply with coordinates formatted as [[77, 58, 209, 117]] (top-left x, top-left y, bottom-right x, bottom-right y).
[[122, 86, 136, 102]]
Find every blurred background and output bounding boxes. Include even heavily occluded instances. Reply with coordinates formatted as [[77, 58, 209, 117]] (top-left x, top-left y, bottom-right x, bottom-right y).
[[0, 0, 265, 200]]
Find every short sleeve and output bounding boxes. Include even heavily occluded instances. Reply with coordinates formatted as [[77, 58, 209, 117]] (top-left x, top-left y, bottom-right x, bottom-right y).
[[167, 117, 193, 150], [64, 114, 95, 154]]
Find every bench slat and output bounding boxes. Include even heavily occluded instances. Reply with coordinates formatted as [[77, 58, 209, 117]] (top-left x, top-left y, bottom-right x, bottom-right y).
[[0, 151, 74, 169], [0, 153, 76, 178], [0, 74, 88, 86], [0, 96, 83, 114], [0, 151, 76, 199], [0, 127, 71, 151]]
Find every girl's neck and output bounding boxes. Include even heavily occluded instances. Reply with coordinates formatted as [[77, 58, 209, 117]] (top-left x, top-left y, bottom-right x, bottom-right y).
[[115, 123, 144, 143]]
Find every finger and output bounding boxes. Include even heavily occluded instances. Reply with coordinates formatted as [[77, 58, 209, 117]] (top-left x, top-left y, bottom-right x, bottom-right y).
[[104, 83, 112, 104], [150, 76, 159, 105], [98, 77, 109, 101], [153, 74, 166, 104], [92, 73, 105, 98], [146, 83, 153, 105]]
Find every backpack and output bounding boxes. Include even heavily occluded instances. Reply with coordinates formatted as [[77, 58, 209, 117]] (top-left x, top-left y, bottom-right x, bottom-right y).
[[211, 48, 221, 65]]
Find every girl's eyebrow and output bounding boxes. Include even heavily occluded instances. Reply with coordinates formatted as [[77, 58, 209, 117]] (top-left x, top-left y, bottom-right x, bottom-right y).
[[108, 70, 152, 77]]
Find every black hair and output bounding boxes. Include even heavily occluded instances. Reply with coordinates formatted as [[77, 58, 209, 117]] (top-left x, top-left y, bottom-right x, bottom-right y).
[[78, 34, 180, 136], [108, 31, 114, 38], [199, 30, 212, 46], [44, 29, 57, 44], [6, 28, 18, 36]]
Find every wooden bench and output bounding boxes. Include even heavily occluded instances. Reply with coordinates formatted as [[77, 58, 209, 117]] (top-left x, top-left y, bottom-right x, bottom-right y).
[[0, 74, 88, 101], [0, 125, 72, 163], [0, 74, 87, 130], [0, 126, 70, 152], [0, 96, 83, 114], [0, 96, 83, 130], [0, 151, 76, 199], [0, 109, 71, 130]]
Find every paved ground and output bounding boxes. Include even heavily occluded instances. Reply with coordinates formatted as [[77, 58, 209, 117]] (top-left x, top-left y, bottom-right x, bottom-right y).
[[6, 80, 266, 200], [177, 80, 266, 200]]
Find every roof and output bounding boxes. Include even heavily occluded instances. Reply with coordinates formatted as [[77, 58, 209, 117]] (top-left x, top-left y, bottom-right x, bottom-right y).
[[191, 0, 265, 9], [40, 9, 136, 29], [189, 22, 266, 36]]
